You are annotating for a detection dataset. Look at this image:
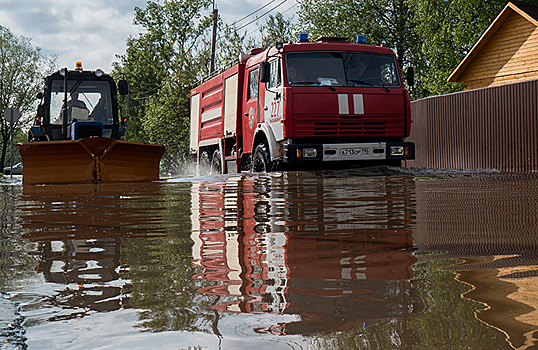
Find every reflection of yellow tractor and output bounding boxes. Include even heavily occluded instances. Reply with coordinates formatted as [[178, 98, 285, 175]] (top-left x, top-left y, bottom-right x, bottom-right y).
[[18, 63, 165, 185]]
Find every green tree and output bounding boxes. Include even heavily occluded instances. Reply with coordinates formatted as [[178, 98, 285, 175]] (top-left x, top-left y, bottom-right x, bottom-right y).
[[0, 25, 56, 169], [259, 13, 297, 48], [113, 0, 213, 173], [216, 23, 258, 68], [114, 33, 164, 143], [410, 0, 526, 96], [297, 0, 420, 94]]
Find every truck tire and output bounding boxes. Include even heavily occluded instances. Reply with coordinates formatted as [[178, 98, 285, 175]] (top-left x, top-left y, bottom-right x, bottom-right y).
[[252, 142, 272, 172], [210, 149, 222, 174]]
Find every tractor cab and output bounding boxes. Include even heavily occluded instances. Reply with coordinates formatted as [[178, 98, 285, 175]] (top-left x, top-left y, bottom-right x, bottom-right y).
[[29, 63, 127, 141]]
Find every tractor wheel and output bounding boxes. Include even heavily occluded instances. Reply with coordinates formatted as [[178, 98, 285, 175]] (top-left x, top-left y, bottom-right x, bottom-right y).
[[252, 142, 272, 172], [210, 149, 222, 175]]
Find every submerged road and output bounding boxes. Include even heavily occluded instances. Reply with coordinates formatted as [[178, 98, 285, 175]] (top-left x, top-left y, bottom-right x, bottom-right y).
[[1, 167, 537, 349]]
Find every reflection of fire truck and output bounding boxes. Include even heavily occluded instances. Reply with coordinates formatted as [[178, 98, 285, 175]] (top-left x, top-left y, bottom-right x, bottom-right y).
[[190, 35, 415, 174], [190, 173, 416, 334]]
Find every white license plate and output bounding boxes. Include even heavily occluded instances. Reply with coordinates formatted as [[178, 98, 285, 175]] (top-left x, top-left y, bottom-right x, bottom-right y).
[[340, 147, 370, 156]]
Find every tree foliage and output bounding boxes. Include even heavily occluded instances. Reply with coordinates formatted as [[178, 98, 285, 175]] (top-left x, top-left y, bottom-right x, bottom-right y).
[[297, 0, 538, 98], [215, 12, 297, 70], [297, 0, 419, 93], [113, 0, 213, 173], [259, 13, 297, 48], [411, 0, 508, 96], [0, 25, 56, 169], [216, 23, 258, 68]]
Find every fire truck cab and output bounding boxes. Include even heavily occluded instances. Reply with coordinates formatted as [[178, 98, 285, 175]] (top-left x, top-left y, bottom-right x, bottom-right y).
[[190, 35, 415, 174]]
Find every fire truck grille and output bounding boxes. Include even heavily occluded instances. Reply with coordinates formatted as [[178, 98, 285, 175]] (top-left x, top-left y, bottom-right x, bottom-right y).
[[295, 117, 404, 137]]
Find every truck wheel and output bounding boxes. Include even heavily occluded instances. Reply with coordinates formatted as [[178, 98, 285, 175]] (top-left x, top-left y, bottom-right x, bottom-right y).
[[252, 143, 272, 172], [210, 149, 222, 174]]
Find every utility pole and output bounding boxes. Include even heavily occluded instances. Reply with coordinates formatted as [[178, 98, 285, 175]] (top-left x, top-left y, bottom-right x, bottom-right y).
[[210, 1, 218, 74]]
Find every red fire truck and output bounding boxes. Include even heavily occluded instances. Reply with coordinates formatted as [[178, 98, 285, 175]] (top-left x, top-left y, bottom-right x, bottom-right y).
[[190, 35, 415, 173]]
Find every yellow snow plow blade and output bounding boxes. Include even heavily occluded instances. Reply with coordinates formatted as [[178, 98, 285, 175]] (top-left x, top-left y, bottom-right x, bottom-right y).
[[18, 137, 165, 185]]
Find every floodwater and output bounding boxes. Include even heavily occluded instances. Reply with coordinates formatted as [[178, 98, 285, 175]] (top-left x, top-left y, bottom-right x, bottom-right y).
[[1, 168, 538, 350]]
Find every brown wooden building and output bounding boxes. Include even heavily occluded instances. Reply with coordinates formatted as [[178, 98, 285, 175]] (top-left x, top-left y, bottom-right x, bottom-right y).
[[448, 1, 538, 90]]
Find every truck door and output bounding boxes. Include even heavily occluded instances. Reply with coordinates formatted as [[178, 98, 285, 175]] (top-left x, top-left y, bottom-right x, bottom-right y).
[[242, 66, 259, 154], [263, 59, 284, 141]]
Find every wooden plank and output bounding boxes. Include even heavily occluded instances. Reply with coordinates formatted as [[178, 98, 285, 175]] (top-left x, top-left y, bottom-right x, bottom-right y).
[[463, 54, 538, 74], [464, 71, 538, 90], [477, 37, 538, 57], [477, 34, 538, 56], [460, 33, 538, 81], [485, 23, 536, 40], [462, 63, 538, 80]]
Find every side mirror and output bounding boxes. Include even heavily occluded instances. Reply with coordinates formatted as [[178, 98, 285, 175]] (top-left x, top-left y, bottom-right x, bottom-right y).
[[118, 80, 130, 95], [259, 62, 270, 83], [37, 104, 44, 118], [36, 92, 43, 100], [406, 67, 415, 87]]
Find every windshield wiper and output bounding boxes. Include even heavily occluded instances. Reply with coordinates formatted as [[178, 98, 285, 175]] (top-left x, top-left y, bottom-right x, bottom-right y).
[[348, 79, 390, 92], [381, 81, 390, 93], [291, 81, 321, 85], [292, 81, 338, 91]]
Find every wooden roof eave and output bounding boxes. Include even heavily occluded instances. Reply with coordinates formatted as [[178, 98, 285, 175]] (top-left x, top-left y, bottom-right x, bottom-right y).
[[447, 2, 538, 83]]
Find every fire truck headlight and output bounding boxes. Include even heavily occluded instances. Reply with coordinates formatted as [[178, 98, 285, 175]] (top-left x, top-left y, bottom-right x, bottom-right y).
[[390, 146, 405, 156], [302, 148, 317, 158]]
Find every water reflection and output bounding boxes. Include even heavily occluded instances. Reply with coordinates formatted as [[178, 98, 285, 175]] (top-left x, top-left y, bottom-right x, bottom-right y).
[[413, 174, 538, 350], [3, 171, 538, 349], [19, 182, 168, 321], [191, 173, 416, 335]]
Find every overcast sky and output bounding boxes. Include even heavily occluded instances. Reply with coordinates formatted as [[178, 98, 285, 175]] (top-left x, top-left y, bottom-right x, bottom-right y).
[[0, 0, 297, 73]]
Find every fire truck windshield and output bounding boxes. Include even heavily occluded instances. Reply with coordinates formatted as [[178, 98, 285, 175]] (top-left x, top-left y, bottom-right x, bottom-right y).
[[285, 51, 401, 88]]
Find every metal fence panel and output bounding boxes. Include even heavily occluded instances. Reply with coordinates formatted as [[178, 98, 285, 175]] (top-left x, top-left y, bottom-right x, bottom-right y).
[[406, 79, 538, 172]]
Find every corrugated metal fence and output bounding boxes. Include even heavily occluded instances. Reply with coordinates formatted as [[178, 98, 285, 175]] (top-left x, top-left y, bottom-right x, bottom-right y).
[[405, 79, 538, 172]]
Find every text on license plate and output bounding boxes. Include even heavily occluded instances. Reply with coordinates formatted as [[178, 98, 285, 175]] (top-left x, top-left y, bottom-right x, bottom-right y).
[[340, 148, 370, 156]]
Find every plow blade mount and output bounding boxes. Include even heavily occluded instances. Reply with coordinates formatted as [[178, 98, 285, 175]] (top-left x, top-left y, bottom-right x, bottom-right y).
[[18, 137, 165, 185]]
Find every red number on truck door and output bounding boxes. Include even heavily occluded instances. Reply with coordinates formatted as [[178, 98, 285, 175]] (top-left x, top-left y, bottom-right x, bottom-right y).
[[270, 101, 280, 120], [270, 100, 280, 123]]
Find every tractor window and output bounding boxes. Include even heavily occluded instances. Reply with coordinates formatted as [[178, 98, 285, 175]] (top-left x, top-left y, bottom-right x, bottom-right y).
[[50, 80, 114, 125], [248, 68, 259, 100]]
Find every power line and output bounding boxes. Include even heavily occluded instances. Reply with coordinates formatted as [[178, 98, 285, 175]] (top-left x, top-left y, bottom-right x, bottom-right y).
[[236, 0, 288, 31], [281, 2, 297, 15], [229, 0, 279, 27], [245, 2, 297, 37]]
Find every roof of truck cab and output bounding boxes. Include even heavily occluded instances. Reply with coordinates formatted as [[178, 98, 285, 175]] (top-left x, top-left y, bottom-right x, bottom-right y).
[[244, 41, 396, 67], [46, 70, 115, 83]]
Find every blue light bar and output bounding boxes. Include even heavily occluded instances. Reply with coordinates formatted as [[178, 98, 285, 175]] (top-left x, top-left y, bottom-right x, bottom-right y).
[[299, 33, 309, 42], [356, 34, 366, 44]]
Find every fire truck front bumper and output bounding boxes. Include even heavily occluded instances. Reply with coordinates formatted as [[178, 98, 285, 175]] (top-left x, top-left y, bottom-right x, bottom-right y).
[[283, 142, 415, 163]]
